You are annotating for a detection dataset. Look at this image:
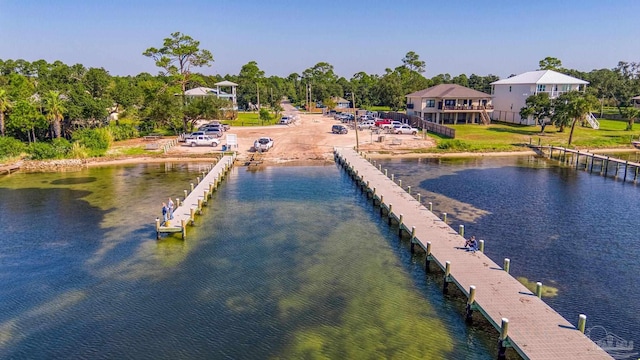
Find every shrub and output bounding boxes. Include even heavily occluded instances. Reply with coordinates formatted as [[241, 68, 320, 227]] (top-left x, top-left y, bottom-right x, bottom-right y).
[[109, 123, 139, 141], [27, 142, 59, 160], [51, 137, 71, 156], [72, 128, 113, 156], [0, 136, 27, 158], [68, 142, 89, 159], [436, 139, 472, 151]]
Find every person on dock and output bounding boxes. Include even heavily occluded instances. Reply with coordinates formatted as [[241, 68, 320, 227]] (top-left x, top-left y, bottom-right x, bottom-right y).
[[465, 236, 478, 252], [162, 202, 169, 225], [167, 197, 174, 220]]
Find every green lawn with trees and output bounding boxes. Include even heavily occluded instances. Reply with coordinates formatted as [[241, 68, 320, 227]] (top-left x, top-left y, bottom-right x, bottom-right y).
[[1, 34, 640, 162]]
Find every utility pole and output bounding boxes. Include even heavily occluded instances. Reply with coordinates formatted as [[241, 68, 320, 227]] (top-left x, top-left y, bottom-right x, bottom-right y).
[[256, 83, 260, 111], [352, 92, 359, 152]]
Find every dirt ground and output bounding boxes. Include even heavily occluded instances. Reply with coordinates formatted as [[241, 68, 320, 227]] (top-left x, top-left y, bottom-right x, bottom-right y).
[[159, 107, 436, 165]]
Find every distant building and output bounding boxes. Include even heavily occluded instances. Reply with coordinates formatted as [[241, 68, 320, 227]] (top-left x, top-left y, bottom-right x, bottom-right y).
[[631, 95, 640, 108], [491, 70, 588, 125], [332, 97, 350, 109], [182, 81, 238, 110], [406, 84, 493, 124]]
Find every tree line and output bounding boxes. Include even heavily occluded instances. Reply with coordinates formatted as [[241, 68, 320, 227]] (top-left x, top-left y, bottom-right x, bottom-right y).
[[1, 33, 639, 158]]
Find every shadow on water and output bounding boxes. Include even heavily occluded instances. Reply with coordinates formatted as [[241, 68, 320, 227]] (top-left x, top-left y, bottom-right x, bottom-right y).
[[50, 177, 97, 185]]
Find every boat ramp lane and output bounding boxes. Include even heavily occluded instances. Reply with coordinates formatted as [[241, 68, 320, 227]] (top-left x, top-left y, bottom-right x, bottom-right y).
[[333, 147, 612, 360], [530, 144, 640, 183], [155, 154, 236, 239]]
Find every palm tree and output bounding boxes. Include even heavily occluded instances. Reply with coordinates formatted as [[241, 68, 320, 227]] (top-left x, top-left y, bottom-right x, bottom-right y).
[[43, 90, 66, 138], [621, 106, 640, 131], [0, 88, 12, 136]]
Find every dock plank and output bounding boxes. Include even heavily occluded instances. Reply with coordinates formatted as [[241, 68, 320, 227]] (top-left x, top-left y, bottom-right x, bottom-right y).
[[335, 147, 612, 360]]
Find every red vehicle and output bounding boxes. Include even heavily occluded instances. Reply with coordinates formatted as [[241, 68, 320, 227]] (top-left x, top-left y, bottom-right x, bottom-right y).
[[374, 118, 391, 127]]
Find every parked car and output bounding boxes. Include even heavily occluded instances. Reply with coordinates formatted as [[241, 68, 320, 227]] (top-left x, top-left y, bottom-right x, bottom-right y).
[[198, 126, 223, 138], [185, 135, 220, 147], [374, 118, 391, 127], [358, 120, 376, 130], [382, 121, 403, 129], [280, 116, 292, 124], [394, 124, 419, 135], [254, 137, 274, 152], [332, 124, 348, 134]]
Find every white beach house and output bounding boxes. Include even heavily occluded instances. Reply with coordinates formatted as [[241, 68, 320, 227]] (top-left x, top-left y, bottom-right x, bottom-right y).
[[405, 84, 493, 124], [491, 70, 588, 125]]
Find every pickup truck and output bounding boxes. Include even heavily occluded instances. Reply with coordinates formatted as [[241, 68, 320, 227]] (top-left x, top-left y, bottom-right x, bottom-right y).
[[254, 137, 274, 152], [185, 135, 220, 147], [374, 118, 391, 127]]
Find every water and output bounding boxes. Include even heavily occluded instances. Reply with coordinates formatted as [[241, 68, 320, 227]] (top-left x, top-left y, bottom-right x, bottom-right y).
[[377, 155, 640, 357], [0, 163, 495, 359]]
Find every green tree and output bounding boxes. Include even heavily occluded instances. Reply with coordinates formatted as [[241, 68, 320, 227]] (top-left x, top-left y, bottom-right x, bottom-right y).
[[259, 108, 271, 123], [402, 51, 426, 73], [7, 99, 46, 142], [43, 90, 67, 138], [519, 93, 552, 133], [143, 32, 214, 131], [0, 88, 12, 136], [538, 57, 563, 71], [621, 106, 640, 131], [552, 91, 598, 145]]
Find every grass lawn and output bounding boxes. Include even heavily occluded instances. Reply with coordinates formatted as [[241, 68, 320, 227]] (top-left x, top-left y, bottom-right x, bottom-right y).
[[232, 112, 280, 126], [426, 118, 640, 153]]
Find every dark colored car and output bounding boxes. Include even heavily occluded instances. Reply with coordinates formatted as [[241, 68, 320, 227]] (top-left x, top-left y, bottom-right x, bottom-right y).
[[332, 124, 348, 134]]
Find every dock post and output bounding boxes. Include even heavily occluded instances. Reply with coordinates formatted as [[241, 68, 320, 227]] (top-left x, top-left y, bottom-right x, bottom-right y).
[[190, 183, 194, 193], [203, 190, 208, 204], [590, 155, 595, 173], [479, 240, 485, 252], [536, 282, 543, 298], [428, 202, 433, 212], [577, 314, 587, 333], [398, 179, 402, 188], [498, 318, 510, 360], [176, 198, 180, 208], [197, 199, 203, 214], [442, 212, 447, 223], [410, 226, 416, 253], [190, 208, 195, 225], [379, 164, 382, 171], [604, 156, 610, 177], [384, 169, 388, 177], [388, 204, 393, 224], [379, 195, 384, 215], [209, 183, 214, 196], [155, 218, 160, 240], [398, 214, 404, 236], [465, 285, 476, 324], [391, 174, 394, 181], [575, 152, 580, 169], [197, 176, 200, 184], [417, 193, 421, 203], [443, 261, 451, 294], [184, 189, 188, 199], [624, 161, 629, 182], [635, 166, 639, 182], [503, 258, 510, 273], [181, 219, 186, 239], [425, 242, 432, 272], [615, 162, 620, 177], [459, 225, 464, 237], [407, 185, 411, 194]]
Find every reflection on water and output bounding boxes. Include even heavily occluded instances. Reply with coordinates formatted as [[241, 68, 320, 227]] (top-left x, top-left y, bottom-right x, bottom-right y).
[[0, 164, 495, 359], [377, 154, 640, 356]]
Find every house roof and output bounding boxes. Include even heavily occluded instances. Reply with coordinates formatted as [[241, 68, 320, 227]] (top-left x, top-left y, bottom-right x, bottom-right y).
[[406, 84, 491, 99], [632, 95, 640, 100], [183, 87, 228, 96], [332, 96, 349, 103], [215, 80, 238, 86], [491, 70, 588, 85]]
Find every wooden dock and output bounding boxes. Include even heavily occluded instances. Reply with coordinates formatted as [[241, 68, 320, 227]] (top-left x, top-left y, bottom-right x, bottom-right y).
[[155, 154, 235, 239], [334, 147, 612, 360], [530, 145, 640, 183]]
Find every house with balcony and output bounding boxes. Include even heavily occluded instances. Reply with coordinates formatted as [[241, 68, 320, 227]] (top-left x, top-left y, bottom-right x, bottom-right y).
[[490, 70, 588, 125], [406, 84, 493, 124], [182, 80, 238, 110]]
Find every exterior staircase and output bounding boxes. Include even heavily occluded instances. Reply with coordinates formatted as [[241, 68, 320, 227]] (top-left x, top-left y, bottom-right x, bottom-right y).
[[586, 113, 600, 129], [480, 109, 491, 125]]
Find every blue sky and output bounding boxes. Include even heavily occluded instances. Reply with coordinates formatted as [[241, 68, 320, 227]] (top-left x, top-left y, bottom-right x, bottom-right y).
[[1, 0, 638, 79]]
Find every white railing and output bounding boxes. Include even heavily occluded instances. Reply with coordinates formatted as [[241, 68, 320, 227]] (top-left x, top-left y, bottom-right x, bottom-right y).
[[586, 113, 600, 130]]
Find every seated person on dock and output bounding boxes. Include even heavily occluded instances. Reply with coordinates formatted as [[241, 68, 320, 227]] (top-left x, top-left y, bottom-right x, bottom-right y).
[[465, 236, 478, 252]]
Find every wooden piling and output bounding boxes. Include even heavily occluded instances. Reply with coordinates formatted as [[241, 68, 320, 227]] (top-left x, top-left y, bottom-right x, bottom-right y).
[[504, 258, 511, 273], [181, 219, 186, 239], [498, 318, 510, 360], [417, 193, 421, 203], [398, 214, 404, 236], [398, 179, 402, 188], [190, 183, 194, 192], [190, 207, 195, 225], [407, 185, 411, 194], [155, 218, 160, 239], [425, 242, 432, 272], [428, 202, 433, 212], [410, 226, 416, 253], [184, 189, 188, 199], [176, 198, 180, 208], [536, 282, 543, 298], [443, 261, 451, 294], [465, 285, 476, 323], [459, 224, 464, 237], [391, 174, 394, 181], [388, 204, 393, 224], [479, 240, 484, 252], [442, 212, 447, 223], [577, 314, 587, 334]]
